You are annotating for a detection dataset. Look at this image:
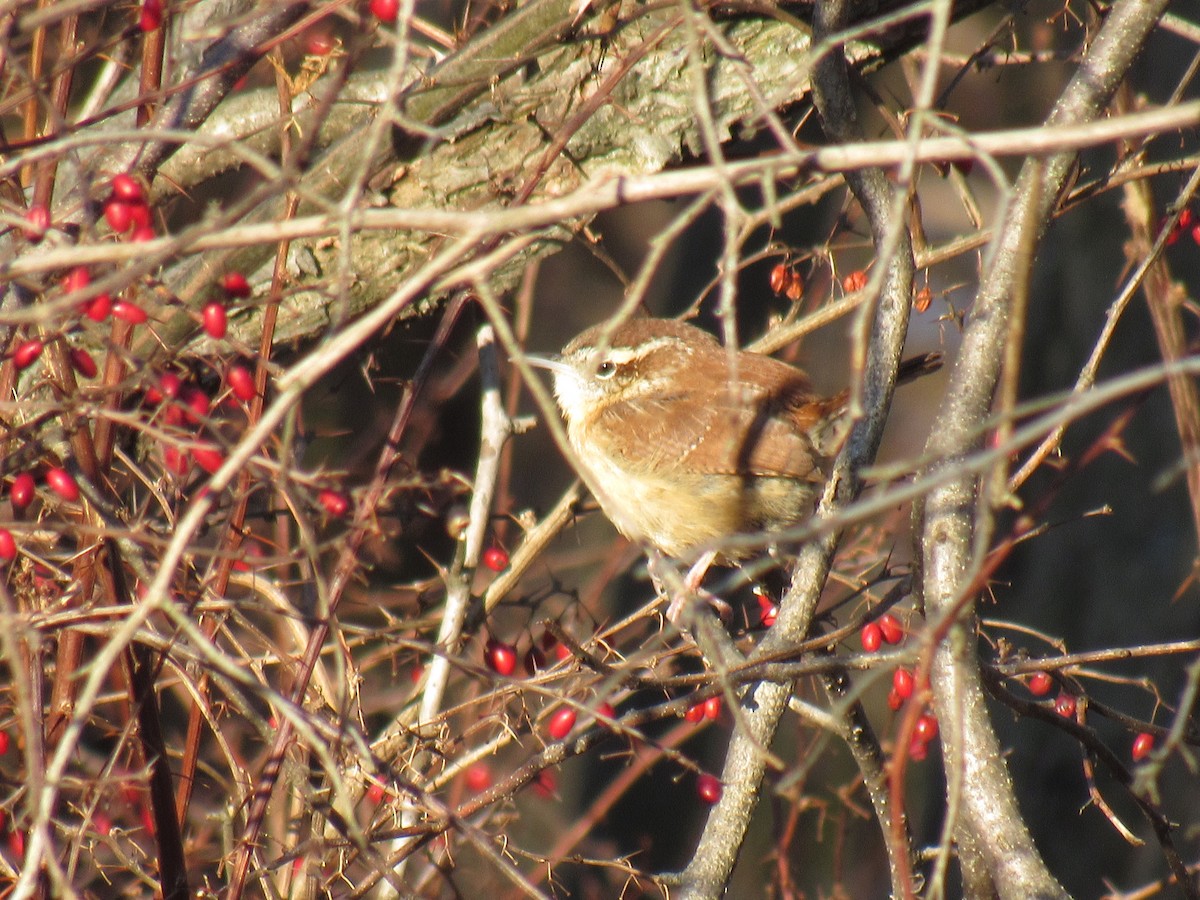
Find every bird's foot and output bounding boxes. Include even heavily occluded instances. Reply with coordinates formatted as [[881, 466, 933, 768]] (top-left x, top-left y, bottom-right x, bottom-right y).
[[650, 551, 731, 625]]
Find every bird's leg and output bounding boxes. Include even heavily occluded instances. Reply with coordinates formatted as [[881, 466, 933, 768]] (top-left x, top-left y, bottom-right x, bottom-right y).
[[649, 550, 731, 625]]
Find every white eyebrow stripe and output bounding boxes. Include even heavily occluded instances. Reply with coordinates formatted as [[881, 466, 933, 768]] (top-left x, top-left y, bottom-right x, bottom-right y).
[[604, 337, 684, 365]]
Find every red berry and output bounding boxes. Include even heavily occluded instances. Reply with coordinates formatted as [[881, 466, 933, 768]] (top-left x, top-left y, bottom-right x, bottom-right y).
[[464, 763, 492, 792], [860, 621, 882, 653], [369, 0, 399, 22], [878, 613, 904, 645], [154, 371, 183, 403], [914, 712, 939, 743], [11, 339, 43, 370], [94, 813, 112, 836], [1054, 693, 1077, 718], [69, 348, 98, 379], [769, 263, 788, 295], [129, 203, 152, 228], [112, 300, 148, 324], [887, 689, 904, 711], [163, 446, 190, 477], [129, 225, 156, 242], [45, 467, 80, 502], [684, 701, 706, 723], [784, 271, 804, 301], [482, 546, 508, 571], [704, 696, 721, 720], [10, 473, 35, 510], [139, 0, 162, 31], [596, 701, 616, 723], [1191, 224, 1200, 247], [23, 205, 49, 241], [366, 780, 386, 805], [84, 294, 112, 321], [8, 829, 23, 857], [318, 489, 349, 517], [304, 25, 336, 56], [1180, 209, 1194, 228], [192, 445, 224, 474], [182, 385, 206, 416], [485, 638, 517, 676], [220, 272, 251, 298], [753, 587, 777, 627], [1131, 732, 1155, 762], [162, 374, 184, 400], [110, 173, 144, 203], [1028, 671, 1053, 696], [104, 200, 135, 232], [202, 302, 227, 339], [843, 270, 868, 292], [908, 736, 929, 761], [226, 364, 256, 402], [696, 773, 723, 804], [63, 266, 90, 294], [892, 667, 914, 700], [532, 769, 556, 798], [546, 707, 577, 740], [0, 528, 15, 563]]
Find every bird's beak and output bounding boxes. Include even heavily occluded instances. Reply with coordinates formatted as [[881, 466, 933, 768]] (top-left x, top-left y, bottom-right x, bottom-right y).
[[521, 353, 573, 378]]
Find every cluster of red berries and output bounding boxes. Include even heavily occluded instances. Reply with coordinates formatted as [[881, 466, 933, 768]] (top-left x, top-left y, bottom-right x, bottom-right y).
[[1027, 670, 1079, 720], [1027, 670, 1156, 763], [684, 694, 722, 724], [136, 271, 266, 478], [544, 697, 616, 740], [768, 262, 804, 300], [0, 468, 85, 563], [21, 170, 156, 255], [857, 612, 941, 760], [859, 611, 904, 653], [484, 631, 572, 679], [9, 252, 352, 531], [1165, 208, 1200, 246], [8, 180, 166, 406], [842, 269, 868, 293], [907, 710, 940, 761], [103, 174, 155, 242]]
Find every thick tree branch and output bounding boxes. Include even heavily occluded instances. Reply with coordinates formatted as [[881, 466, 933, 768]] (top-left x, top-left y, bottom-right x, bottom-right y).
[[916, 2, 1173, 898]]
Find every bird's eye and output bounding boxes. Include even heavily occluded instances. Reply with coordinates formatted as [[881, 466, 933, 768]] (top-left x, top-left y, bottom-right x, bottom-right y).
[[595, 360, 617, 379]]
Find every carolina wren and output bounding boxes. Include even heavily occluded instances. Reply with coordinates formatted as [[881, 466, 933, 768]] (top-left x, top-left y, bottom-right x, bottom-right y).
[[530, 317, 939, 564]]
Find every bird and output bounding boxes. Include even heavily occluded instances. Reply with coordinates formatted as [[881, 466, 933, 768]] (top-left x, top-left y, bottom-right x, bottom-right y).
[[528, 317, 939, 619]]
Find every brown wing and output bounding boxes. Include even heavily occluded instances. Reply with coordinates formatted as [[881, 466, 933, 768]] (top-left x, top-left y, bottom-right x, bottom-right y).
[[596, 352, 843, 482]]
